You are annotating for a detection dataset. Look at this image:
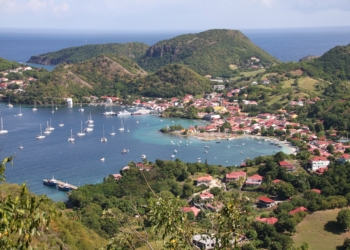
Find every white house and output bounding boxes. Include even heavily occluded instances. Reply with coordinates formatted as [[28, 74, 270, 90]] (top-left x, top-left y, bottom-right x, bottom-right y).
[[309, 156, 330, 171]]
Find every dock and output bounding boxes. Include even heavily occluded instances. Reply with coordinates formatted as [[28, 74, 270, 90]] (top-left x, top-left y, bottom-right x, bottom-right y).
[[56, 180, 78, 190]]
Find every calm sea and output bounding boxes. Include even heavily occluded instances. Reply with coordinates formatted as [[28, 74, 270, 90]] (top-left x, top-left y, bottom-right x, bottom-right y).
[[0, 27, 350, 70], [0, 104, 289, 201]]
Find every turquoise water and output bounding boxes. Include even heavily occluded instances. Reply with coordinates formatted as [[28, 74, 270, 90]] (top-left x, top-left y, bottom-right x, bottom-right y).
[[0, 103, 291, 201]]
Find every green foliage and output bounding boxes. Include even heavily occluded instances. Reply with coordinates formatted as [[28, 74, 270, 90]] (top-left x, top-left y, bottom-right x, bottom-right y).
[[160, 124, 184, 133], [0, 57, 19, 71], [337, 209, 350, 231], [138, 29, 278, 76], [27, 42, 149, 65]]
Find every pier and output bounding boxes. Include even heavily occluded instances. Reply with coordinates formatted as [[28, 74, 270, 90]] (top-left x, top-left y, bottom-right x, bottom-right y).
[[56, 180, 78, 190]]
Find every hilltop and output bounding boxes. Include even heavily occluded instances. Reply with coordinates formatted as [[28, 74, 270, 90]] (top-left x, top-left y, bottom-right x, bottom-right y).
[[138, 29, 279, 76], [27, 42, 149, 65]]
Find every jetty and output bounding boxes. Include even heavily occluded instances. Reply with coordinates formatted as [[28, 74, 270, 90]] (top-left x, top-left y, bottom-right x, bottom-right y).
[[56, 180, 78, 190]]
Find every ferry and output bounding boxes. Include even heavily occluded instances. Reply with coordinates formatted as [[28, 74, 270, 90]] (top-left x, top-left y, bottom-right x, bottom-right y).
[[43, 177, 58, 187]]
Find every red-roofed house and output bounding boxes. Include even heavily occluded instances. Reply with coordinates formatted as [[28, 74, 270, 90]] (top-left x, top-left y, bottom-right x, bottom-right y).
[[255, 217, 278, 225], [245, 174, 263, 186], [288, 206, 308, 215], [279, 161, 297, 172], [226, 171, 247, 182], [272, 179, 283, 184], [182, 206, 200, 217], [311, 189, 321, 194], [258, 196, 276, 208], [197, 175, 213, 186], [112, 174, 122, 180], [338, 154, 350, 164], [310, 156, 330, 171], [200, 191, 214, 200]]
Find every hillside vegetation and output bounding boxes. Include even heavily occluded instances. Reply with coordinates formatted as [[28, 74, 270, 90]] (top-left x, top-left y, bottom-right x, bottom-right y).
[[138, 29, 279, 76], [0, 57, 19, 71], [27, 42, 149, 65]]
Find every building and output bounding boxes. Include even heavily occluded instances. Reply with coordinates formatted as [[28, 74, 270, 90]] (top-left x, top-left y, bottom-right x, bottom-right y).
[[181, 206, 200, 217], [197, 175, 213, 186], [245, 174, 263, 186], [192, 234, 217, 250], [225, 171, 247, 182], [288, 206, 308, 215], [112, 174, 122, 180], [213, 85, 225, 90], [258, 196, 276, 208], [338, 154, 350, 164], [255, 216, 278, 225], [309, 156, 330, 171], [279, 161, 297, 172], [200, 191, 214, 200]]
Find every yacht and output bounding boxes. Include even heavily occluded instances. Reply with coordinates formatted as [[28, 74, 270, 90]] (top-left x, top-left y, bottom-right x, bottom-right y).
[[121, 149, 129, 154], [43, 121, 51, 135], [68, 129, 75, 142], [48, 118, 55, 131], [117, 110, 131, 116], [86, 113, 94, 124], [84, 127, 93, 132], [43, 177, 58, 187], [101, 125, 107, 142], [36, 124, 45, 139], [141, 154, 146, 159], [77, 121, 85, 136], [0, 118, 8, 134], [131, 108, 151, 115]]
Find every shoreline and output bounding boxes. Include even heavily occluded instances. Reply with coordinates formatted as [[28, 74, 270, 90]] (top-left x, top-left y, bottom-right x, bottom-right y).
[[166, 131, 298, 155]]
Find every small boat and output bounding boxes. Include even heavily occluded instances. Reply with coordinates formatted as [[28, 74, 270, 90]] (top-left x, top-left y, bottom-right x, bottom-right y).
[[204, 145, 210, 149], [197, 158, 201, 163], [121, 149, 128, 154], [117, 110, 131, 116], [36, 124, 45, 139], [16, 105, 23, 116], [136, 121, 139, 124], [174, 149, 177, 153], [242, 143, 245, 146], [57, 183, 71, 191], [77, 121, 85, 136], [68, 129, 75, 142], [51, 104, 55, 113], [84, 127, 93, 132], [100, 158, 105, 161], [59, 118, 64, 127], [141, 154, 146, 159], [0, 117, 8, 134], [127, 126, 130, 133], [88, 123, 94, 127], [43, 177, 58, 187], [32, 102, 37, 111], [216, 141, 221, 144], [7, 98, 13, 108], [110, 125, 116, 136], [86, 113, 94, 124], [19, 142, 23, 150], [78, 103, 84, 112], [55, 105, 58, 110], [48, 118, 54, 131], [205, 151, 208, 153], [227, 146, 230, 148], [44, 121, 51, 134], [171, 154, 175, 158], [119, 120, 124, 131], [101, 125, 107, 142]]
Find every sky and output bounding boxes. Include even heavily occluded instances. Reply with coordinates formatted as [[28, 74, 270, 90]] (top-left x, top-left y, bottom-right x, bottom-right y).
[[0, 0, 350, 32]]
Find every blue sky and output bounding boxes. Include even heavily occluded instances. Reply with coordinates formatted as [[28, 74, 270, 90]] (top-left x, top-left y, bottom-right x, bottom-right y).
[[0, 0, 349, 31]]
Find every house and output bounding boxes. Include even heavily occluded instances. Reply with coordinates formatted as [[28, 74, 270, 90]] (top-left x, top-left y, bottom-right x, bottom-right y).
[[289, 206, 308, 215], [338, 154, 350, 164], [255, 216, 278, 225], [112, 174, 122, 180], [197, 175, 213, 186], [250, 81, 258, 86], [262, 78, 270, 85], [311, 189, 321, 194], [245, 174, 263, 186], [181, 206, 200, 217], [258, 196, 276, 208], [309, 156, 330, 171], [192, 234, 217, 250], [279, 161, 297, 172], [213, 85, 225, 90], [200, 191, 214, 200], [225, 171, 247, 182], [272, 179, 283, 184]]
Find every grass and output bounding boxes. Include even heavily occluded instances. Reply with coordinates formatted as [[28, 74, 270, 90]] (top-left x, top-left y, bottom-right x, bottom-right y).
[[136, 240, 163, 250], [229, 64, 238, 70], [298, 77, 319, 92], [292, 208, 350, 250]]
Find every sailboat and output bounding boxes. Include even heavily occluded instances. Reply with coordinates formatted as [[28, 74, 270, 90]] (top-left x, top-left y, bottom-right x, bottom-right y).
[[0, 117, 8, 134], [59, 118, 64, 127], [44, 121, 51, 134], [77, 121, 85, 136], [32, 101, 37, 111], [7, 97, 13, 108], [78, 103, 84, 112], [119, 120, 124, 131], [19, 142, 23, 150], [101, 125, 107, 142], [48, 118, 54, 131], [16, 105, 23, 116], [127, 125, 130, 133], [51, 104, 55, 113], [36, 124, 45, 139], [68, 129, 75, 142], [86, 113, 93, 124], [109, 125, 116, 136]]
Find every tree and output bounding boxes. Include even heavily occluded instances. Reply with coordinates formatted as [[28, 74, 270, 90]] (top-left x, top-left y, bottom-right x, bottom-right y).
[[276, 182, 295, 200], [337, 209, 350, 231]]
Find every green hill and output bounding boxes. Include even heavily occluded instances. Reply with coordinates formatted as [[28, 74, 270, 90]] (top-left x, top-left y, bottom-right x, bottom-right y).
[[0, 57, 20, 71], [138, 29, 279, 76], [27, 42, 149, 65], [133, 64, 212, 97]]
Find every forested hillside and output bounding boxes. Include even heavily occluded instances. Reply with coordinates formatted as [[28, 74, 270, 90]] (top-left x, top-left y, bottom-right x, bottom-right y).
[[0, 57, 19, 71], [27, 42, 149, 65], [138, 29, 279, 76]]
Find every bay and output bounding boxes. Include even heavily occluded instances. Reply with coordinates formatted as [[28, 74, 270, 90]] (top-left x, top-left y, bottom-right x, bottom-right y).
[[0, 103, 291, 201]]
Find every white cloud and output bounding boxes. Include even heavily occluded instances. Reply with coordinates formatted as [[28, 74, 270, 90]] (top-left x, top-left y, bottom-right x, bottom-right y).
[[53, 2, 69, 13], [27, 0, 47, 11]]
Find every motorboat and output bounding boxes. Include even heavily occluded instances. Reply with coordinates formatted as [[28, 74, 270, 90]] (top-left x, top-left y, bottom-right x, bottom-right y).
[[100, 158, 105, 161], [141, 154, 146, 159], [204, 146, 210, 149], [121, 149, 129, 154], [197, 158, 201, 163], [131, 108, 151, 115]]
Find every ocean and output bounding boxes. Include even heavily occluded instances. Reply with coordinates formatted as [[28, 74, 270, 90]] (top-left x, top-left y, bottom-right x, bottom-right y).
[[0, 27, 350, 70], [0, 104, 290, 201]]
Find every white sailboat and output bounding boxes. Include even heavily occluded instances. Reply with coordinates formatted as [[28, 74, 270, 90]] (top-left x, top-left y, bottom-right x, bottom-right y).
[[48, 118, 54, 131], [44, 121, 51, 134], [16, 105, 23, 116], [19, 142, 23, 150], [59, 118, 64, 127], [68, 129, 75, 142], [0, 117, 8, 134], [32, 101, 37, 111], [7, 97, 13, 108], [127, 125, 130, 133], [51, 104, 55, 113], [86, 113, 93, 124], [78, 103, 84, 112], [119, 120, 124, 131], [77, 121, 85, 136], [109, 125, 116, 136], [101, 125, 107, 142], [36, 124, 45, 139]]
